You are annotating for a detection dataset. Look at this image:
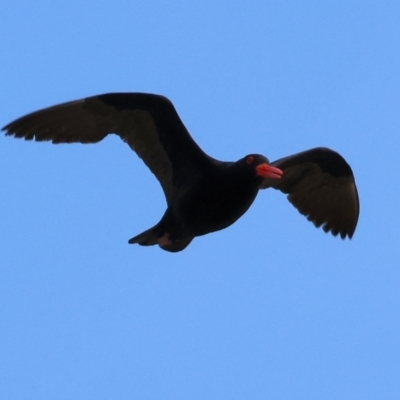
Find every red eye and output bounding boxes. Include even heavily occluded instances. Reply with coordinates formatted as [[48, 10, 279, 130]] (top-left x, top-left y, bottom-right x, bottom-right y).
[[246, 156, 254, 165]]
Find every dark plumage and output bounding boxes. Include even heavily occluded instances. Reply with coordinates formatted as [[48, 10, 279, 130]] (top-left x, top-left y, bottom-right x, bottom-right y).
[[2, 93, 359, 252]]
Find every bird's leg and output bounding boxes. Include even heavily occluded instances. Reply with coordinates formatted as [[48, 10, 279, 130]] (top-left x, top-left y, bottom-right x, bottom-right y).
[[157, 233, 173, 247]]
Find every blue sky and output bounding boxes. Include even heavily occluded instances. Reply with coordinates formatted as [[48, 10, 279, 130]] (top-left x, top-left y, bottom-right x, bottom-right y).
[[1, 1, 399, 399]]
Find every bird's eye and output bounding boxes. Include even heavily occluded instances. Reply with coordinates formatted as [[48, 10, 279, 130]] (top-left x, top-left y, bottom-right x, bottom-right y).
[[246, 156, 254, 165]]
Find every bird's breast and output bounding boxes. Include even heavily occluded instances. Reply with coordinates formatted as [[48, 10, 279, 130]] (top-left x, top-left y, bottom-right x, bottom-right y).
[[174, 177, 259, 236]]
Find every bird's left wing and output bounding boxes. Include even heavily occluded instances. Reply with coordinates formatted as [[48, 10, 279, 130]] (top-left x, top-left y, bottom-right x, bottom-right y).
[[260, 147, 359, 238], [2, 93, 210, 203]]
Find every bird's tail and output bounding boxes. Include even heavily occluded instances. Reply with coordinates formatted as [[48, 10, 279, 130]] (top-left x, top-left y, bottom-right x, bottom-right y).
[[128, 227, 159, 246], [128, 227, 194, 252]]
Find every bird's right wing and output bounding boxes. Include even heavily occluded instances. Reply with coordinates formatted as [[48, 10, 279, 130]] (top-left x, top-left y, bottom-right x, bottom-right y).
[[2, 93, 210, 203], [260, 147, 359, 238]]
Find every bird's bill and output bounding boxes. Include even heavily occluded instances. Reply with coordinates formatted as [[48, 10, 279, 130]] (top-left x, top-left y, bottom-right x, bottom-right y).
[[256, 164, 283, 179]]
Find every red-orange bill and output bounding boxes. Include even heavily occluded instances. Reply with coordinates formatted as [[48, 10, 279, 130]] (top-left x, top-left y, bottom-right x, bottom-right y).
[[256, 164, 283, 179]]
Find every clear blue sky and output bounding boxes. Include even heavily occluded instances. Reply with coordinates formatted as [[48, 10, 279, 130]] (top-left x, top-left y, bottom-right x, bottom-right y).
[[1, 1, 399, 399]]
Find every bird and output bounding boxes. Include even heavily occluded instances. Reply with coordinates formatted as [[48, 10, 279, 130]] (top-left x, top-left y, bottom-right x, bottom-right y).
[[2, 93, 359, 252]]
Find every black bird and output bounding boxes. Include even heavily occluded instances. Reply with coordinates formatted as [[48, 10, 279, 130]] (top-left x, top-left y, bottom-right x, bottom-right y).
[[2, 93, 359, 252]]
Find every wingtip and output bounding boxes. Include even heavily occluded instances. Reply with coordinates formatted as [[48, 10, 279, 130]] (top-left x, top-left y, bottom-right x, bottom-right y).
[[318, 218, 357, 240], [327, 226, 356, 240], [2, 124, 11, 134]]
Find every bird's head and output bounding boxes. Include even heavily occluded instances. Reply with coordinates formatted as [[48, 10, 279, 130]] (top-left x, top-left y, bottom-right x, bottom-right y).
[[237, 154, 283, 181]]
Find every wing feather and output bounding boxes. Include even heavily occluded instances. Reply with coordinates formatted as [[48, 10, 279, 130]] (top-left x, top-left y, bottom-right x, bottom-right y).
[[2, 93, 210, 202], [260, 147, 359, 238]]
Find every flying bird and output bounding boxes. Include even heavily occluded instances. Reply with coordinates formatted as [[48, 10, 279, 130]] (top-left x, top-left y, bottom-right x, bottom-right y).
[[2, 93, 359, 252]]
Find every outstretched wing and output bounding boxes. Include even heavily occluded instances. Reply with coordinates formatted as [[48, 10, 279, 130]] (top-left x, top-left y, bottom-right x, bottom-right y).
[[260, 147, 359, 238], [2, 93, 210, 203]]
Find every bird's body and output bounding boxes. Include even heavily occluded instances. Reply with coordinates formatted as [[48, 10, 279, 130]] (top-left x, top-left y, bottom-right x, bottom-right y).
[[2, 93, 359, 252], [131, 156, 270, 251]]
